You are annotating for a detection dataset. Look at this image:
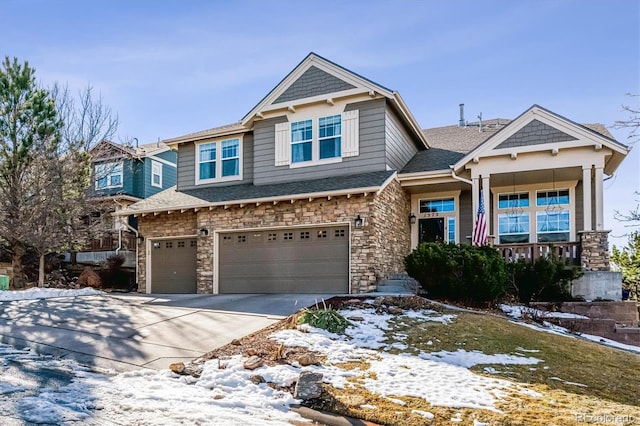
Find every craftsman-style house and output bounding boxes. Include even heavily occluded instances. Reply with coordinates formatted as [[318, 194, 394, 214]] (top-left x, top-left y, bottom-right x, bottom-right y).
[[116, 53, 630, 297]]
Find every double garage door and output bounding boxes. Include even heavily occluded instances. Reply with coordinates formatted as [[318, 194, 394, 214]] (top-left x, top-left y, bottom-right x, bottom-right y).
[[150, 226, 349, 294], [219, 225, 349, 294]]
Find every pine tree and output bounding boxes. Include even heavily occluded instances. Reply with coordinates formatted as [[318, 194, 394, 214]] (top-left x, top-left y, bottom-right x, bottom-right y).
[[611, 231, 640, 299], [0, 57, 63, 287]]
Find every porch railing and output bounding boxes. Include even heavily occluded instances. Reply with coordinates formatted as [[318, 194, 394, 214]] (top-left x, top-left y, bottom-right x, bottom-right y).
[[89, 232, 137, 252], [495, 242, 581, 266]]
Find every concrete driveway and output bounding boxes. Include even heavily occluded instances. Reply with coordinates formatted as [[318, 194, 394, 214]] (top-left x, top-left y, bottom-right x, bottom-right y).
[[0, 293, 333, 372]]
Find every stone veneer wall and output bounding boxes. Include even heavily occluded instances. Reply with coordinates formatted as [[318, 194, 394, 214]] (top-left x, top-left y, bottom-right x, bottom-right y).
[[136, 211, 198, 292], [371, 178, 411, 285], [196, 193, 375, 294], [579, 230, 610, 271]]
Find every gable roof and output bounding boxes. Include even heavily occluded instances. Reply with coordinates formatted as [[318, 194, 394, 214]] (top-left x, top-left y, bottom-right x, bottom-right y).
[[241, 52, 428, 148], [452, 104, 629, 175], [401, 106, 628, 175], [90, 139, 173, 161], [114, 170, 396, 216]]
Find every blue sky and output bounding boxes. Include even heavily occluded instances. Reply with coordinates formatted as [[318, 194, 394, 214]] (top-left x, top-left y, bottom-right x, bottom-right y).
[[1, 0, 639, 246]]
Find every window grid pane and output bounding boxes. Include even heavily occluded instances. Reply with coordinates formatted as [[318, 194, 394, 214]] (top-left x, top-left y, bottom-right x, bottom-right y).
[[319, 115, 341, 159], [537, 189, 570, 206], [419, 198, 455, 213], [498, 193, 530, 209], [291, 120, 313, 163]]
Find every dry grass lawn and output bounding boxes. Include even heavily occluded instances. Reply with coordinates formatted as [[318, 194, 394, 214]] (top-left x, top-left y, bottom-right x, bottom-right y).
[[306, 308, 640, 426]]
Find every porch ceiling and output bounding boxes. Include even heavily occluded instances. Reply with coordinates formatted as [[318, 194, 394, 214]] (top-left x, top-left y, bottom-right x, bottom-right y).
[[489, 167, 582, 188]]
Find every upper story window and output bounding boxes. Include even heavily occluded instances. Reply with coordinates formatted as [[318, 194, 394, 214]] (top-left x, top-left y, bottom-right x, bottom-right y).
[[151, 160, 162, 188], [536, 189, 569, 206], [290, 115, 342, 164], [196, 137, 242, 184], [95, 161, 123, 189], [274, 110, 358, 168]]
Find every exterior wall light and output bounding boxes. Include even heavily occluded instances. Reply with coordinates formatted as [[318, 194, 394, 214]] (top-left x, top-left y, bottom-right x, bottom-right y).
[[409, 213, 417, 225], [199, 227, 209, 237], [136, 235, 144, 243], [354, 215, 364, 229]]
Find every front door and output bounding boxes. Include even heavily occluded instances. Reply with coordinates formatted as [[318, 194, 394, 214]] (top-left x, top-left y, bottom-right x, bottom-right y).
[[419, 218, 445, 243]]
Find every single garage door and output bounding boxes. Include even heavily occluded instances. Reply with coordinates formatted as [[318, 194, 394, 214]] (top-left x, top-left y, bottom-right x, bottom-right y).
[[219, 226, 349, 293], [151, 238, 197, 293]]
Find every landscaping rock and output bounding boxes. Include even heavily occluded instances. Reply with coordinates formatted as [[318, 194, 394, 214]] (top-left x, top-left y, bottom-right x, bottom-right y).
[[293, 371, 323, 400], [297, 353, 320, 367], [388, 307, 403, 315], [169, 362, 185, 374], [348, 316, 365, 322], [231, 339, 242, 346], [243, 355, 264, 370], [77, 267, 102, 288], [250, 374, 265, 385]]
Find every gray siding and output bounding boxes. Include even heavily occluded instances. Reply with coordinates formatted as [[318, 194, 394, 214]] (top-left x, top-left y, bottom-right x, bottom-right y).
[[385, 106, 419, 171], [254, 98, 387, 185], [496, 119, 577, 149], [274, 66, 355, 104], [176, 133, 253, 191], [459, 189, 473, 244]]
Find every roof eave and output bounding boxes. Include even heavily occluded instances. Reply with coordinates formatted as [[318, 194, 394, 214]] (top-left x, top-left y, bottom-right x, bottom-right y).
[[115, 185, 385, 217]]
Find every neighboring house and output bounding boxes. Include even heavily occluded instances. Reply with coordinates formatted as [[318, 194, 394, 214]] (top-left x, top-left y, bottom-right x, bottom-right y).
[[116, 53, 630, 298], [74, 140, 177, 267]]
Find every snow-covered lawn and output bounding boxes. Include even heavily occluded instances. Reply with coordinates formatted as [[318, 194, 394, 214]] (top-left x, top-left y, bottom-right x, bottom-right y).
[[1, 289, 638, 424]]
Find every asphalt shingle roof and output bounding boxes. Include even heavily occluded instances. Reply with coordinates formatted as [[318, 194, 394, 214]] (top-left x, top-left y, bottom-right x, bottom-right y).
[[120, 170, 395, 214]]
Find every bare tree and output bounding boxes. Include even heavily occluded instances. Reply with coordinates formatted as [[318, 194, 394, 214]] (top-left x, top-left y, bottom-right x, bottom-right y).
[[613, 94, 640, 224]]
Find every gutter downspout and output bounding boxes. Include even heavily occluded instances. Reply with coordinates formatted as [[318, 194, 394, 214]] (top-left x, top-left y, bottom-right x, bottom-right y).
[[450, 167, 473, 185]]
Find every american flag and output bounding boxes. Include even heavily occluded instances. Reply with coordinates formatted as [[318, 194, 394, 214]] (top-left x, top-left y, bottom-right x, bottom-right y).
[[472, 189, 488, 246]]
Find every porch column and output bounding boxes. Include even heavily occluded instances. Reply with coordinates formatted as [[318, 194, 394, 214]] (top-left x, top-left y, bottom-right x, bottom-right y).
[[582, 166, 592, 231], [481, 175, 491, 235], [594, 166, 604, 230], [472, 177, 480, 222]]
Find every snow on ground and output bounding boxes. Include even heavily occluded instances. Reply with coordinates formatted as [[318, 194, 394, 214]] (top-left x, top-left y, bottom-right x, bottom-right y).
[[513, 320, 640, 354], [0, 287, 102, 302], [272, 305, 542, 413], [499, 304, 589, 319], [0, 343, 306, 425]]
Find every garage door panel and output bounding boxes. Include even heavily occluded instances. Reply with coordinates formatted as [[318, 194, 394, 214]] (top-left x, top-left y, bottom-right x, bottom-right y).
[[219, 226, 349, 293], [151, 238, 197, 293]]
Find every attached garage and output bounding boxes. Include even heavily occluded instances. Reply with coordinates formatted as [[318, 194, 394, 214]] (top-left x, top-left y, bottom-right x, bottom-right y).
[[218, 225, 349, 294], [150, 238, 197, 293]]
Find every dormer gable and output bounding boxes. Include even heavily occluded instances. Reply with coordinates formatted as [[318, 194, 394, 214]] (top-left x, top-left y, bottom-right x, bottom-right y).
[[454, 105, 629, 175]]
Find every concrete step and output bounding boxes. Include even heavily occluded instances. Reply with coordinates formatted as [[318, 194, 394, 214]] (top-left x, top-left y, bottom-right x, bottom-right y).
[[375, 285, 414, 294]]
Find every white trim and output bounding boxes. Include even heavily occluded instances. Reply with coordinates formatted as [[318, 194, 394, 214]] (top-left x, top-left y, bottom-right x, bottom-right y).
[[151, 160, 162, 188], [195, 136, 244, 185], [410, 190, 461, 247], [148, 155, 176, 168], [454, 105, 629, 173], [491, 181, 577, 243], [213, 222, 351, 295]]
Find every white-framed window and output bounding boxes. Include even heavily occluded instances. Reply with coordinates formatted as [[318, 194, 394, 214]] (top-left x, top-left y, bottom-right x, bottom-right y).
[[274, 110, 358, 167], [196, 137, 242, 184], [151, 160, 162, 188], [95, 161, 123, 189], [290, 115, 341, 164], [496, 188, 572, 243], [498, 213, 530, 244], [291, 119, 313, 163], [417, 197, 457, 243]]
